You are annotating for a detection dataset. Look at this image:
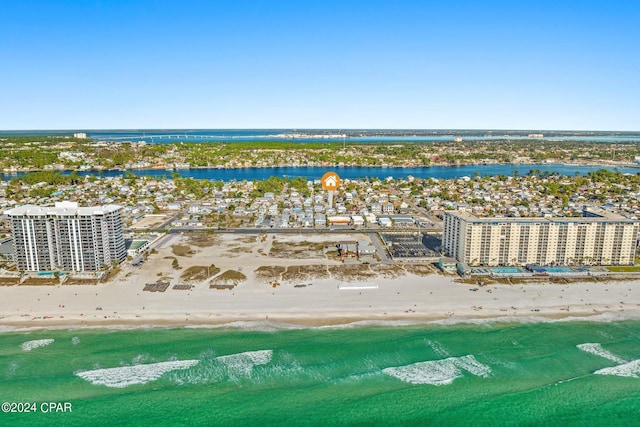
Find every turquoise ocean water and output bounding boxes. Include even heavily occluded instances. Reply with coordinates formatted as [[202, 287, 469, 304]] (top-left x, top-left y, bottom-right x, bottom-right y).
[[2, 320, 640, 426]]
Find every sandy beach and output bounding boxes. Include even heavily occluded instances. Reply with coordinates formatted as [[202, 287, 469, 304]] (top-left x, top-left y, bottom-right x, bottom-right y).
[[1, 232, 639, 330]]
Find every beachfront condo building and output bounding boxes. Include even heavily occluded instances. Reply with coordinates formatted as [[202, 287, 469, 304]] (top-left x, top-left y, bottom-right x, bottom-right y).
[[7, 201, 126, 272], [443, 208, 640, 266]]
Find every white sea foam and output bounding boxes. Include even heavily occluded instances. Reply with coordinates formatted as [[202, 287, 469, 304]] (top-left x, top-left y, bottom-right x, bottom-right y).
[[430, 315, 550, 326], [76, 359, 199, 388], [553, 311, 640, 324], [186, 321, 305, 332], [577, 343, 627, 364], [7, 361, 19, 378], [132, 354, 151, 364], [382, 355, 491, 386], [453, 355, 492, 377], [21, 339, 54, 351], [4, 309, 640, 334], [429, 311, 640, 327], [218, 350, 273, 377], [426, 340, 450, 358], [315, 320, 424, 330], [594, 360, 640, 378], [71, 336, 80, 345], [169, 349, 274, 384]]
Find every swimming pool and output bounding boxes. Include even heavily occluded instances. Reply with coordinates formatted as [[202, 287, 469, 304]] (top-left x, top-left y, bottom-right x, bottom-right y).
[[491, 267, 523, 274], [37, 271, 67, 276], [544, 267, 575, 273]]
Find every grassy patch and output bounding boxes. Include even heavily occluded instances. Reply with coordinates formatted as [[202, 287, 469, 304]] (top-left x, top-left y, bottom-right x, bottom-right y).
[[64, 278, 99, 286], [403, 264, 437, 276], [369, 264, 406, 279], [0, 277, 21, 286], [180, 265, 221, 282], [281, 265, 330, 282], [254, 265, 286, 281], [20, 277, 60, 286], [269, 240, 327, 259], [238, 236, 258, 244], [226, 246, 246, 254], [327, 265, 376, 281], [324, 249, 340, 259], [209, 270, 247, 288], [188, 233, 219, 247], [172, 244, 196, 257], [455, 277, 480, 285], [606, 265, 640, 273]]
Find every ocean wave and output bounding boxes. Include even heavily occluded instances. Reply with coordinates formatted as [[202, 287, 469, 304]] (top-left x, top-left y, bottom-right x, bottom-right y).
[[4, 310, 640, 335], [21, 339, 54, 351], [553, 312, 640, 324], [71, 336, 80, 345], [170, 349, 274, 385], [382, 355, 491, 386], [185, 321, 305, 332], [76, 359, 200, 388], [0, 324, 165, 333], [218, 350, 273, 378], [594, 360, 640, 378], [577, 343, 627, 364], [314, 320, 426, 330], [7, 361, 19, 378], [429, 311, 640, 326], [429, 315, 552, 326], [426, 340, 450, 358]]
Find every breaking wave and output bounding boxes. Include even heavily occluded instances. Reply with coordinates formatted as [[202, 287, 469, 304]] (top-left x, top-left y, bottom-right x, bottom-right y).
[[382, 355, 491, 386], [217, 350, 273, 378], [21, 339, 54, 351], [594, 360, 640, 378], [170, 349, 274, 385], [426, 340, 450, 358], [577, 343, 627, 364], [76, 360, 200, 388]]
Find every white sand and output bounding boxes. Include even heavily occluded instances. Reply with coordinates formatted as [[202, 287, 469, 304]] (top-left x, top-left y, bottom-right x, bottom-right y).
[[1, 233, 639, 330]]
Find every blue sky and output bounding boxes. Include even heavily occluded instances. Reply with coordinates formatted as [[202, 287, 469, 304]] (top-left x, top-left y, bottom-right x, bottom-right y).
[[1, 0, 639, 130]]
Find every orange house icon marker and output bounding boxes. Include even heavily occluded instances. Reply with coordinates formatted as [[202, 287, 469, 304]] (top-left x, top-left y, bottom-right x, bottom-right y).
[[321, 172, 340, 191]]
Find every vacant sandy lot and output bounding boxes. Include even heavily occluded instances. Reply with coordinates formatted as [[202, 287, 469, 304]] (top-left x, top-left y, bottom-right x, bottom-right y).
[[1, 232, 640, 329], [129, 214, 168, 230]]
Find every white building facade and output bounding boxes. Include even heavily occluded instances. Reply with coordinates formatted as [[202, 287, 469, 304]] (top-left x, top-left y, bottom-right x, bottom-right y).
[[7, 202, 126, 272], [443, 210, 640, 266]]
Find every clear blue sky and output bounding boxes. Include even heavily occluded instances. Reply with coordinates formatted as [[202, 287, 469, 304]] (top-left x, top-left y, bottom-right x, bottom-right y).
[[1, 0, 639, 130]]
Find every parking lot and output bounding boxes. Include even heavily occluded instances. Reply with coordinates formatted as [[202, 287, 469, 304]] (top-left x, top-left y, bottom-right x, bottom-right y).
[[379, 232, 438, 260]]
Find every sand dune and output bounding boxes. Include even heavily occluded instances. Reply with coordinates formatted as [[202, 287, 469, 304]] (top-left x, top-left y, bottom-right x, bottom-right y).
[[1, 233, 639, 330]]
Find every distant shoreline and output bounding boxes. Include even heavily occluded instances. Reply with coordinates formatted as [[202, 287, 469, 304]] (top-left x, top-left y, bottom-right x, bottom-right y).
[[3, 161, 638, 177]]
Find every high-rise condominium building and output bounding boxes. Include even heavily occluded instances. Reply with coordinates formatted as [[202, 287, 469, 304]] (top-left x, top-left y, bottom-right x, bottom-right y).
[[443, 208, 640, 266], [7, 202, 126, 272]]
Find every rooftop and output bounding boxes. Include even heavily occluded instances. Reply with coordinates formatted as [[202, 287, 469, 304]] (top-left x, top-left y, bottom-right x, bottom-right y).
[[446, 208, 635, 224], [6, 202, 122, 217]]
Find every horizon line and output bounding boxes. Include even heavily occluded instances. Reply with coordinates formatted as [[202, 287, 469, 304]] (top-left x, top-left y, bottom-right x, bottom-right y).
[[1, 128, 640, 133]]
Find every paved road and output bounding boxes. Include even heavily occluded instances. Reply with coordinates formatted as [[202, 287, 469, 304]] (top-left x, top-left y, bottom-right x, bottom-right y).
[[368, 232, 393, 264], [401, 196, 443, 231], [165, 227, 443, 235]]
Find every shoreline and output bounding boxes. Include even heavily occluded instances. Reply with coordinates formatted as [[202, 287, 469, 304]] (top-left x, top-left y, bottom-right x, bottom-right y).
[[3, 161, 638, 175], [2, 233, 639, 334], [2, 274, 639, 333], [2, 308, 640, 333]]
